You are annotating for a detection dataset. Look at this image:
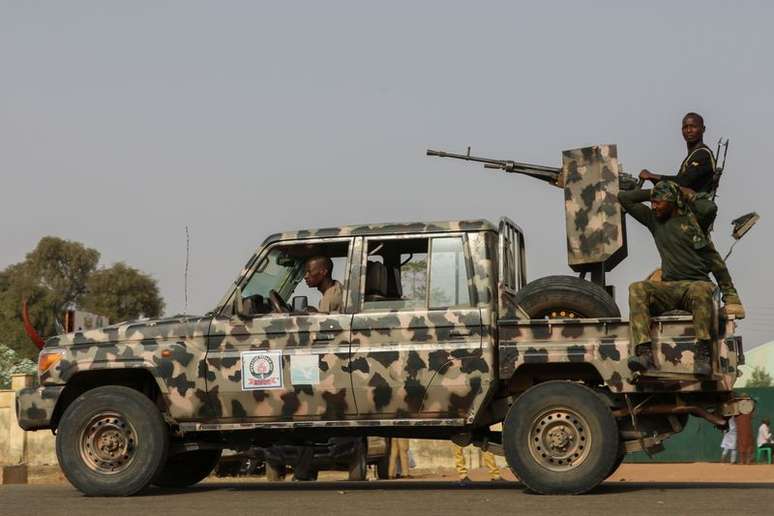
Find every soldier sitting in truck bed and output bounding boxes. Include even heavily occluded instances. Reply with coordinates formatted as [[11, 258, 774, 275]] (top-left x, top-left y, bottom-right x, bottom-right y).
[[304, 255, 343, 313], [619, 181, 717, 373], [638, 112, 744, 319]]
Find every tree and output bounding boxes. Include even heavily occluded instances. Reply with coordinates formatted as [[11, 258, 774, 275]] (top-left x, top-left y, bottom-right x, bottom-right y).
[[0, 343, 36, 389], [81, 262, 165, 323], [747, 366, 773, 388]]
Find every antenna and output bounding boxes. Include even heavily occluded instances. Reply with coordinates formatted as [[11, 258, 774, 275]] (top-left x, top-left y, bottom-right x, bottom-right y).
[[184, 226, 190, 314]]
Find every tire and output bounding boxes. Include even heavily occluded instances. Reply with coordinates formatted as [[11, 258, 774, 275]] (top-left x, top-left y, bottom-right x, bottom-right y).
[[153, 449, 222, 488], [513, 275, 620, 319], [265, 461, 286, 481], [375, 438, 391, 480], [503, 381, 619, 495], [55, 385, 169, 497], [348, 439, 368, 481], [606, 448, 626, 479]]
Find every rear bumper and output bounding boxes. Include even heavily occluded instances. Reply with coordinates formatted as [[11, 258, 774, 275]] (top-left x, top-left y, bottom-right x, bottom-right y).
[[16, 385, 64, 431]]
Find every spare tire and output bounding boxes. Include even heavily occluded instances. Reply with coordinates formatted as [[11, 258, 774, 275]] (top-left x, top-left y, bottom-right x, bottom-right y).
[[513, 275, 620, 319]]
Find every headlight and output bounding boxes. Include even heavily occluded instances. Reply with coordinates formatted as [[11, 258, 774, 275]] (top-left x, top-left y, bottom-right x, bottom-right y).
[[38, 349, 65, 374]]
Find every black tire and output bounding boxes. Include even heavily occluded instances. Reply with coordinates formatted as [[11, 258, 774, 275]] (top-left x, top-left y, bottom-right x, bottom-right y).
[[606, 448, 626, 479], [55, 385, 169, 497], [153, 449, 222, 488], [348, 439, 368, 481], [513, 275, 620, 319], [503, 381, 619, 495], [265, 461, 286, 482]]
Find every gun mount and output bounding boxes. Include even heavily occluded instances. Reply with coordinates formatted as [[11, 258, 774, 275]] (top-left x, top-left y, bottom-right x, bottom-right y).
[[427, 145, 633, 288]]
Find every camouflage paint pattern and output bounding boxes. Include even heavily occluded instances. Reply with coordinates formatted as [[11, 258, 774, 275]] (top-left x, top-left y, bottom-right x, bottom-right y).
[[498, 315, 740, 394], [629, 280, 715, 345], [561, 145, 628, 272], [16, 220, 741, 433]]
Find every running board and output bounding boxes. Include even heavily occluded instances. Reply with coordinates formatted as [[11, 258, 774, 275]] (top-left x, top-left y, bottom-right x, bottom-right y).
[[632, 371, 713, 382], [178, 418, 467, 432]]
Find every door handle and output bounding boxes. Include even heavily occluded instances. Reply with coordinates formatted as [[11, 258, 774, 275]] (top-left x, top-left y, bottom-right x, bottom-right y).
[[314, 333, 336, 342], [450, 330, 472, 338]]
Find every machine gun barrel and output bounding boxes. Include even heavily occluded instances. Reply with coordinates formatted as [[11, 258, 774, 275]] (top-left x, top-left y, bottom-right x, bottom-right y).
[[426, 147, 561, 184]]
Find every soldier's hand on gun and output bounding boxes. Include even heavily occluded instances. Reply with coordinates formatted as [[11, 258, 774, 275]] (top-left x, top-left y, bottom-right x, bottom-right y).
[[679, 186, 696, 202], [639, 169, 659, 183]]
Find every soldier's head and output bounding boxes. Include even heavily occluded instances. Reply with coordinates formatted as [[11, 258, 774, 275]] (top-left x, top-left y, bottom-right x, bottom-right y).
[[682, 112, 705, 145], [304, 256, 333, 288], [651, 181, 680, 221]]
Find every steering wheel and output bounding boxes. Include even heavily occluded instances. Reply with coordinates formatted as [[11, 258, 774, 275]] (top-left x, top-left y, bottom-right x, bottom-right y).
[[268, 289, 291, 314]]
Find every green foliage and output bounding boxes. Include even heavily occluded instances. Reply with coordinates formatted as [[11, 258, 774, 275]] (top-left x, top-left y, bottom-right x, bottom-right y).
[[747, 366, 773, 388], [0, 237, 165, 360], [81, 262, 165, 323], [0, 343, 36, 389]]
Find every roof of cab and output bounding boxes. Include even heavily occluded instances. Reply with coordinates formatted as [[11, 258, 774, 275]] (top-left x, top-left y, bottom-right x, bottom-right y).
[[262, 219, 498, 245]]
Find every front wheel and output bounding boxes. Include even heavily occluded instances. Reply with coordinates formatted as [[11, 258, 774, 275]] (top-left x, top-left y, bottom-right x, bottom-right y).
[[153, 449, 222, 488], [503, 381, 619, 495], [55, 385, 169, 496]]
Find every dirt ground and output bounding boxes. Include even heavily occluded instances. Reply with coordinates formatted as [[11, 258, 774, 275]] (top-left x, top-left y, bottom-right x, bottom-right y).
[[14, 462, 774, 485]]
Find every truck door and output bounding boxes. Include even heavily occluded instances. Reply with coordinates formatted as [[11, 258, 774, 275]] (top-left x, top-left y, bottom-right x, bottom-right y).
[[206, 238, 357, 421], [350, 234, 483, 419]]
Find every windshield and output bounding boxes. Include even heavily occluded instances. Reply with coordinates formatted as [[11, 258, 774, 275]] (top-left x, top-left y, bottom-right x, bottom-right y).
[[242, 247, 302, 299]]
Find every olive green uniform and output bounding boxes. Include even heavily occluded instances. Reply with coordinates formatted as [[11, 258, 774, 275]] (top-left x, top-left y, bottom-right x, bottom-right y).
[[655, 144, 741, 304], [619, 189, 716, 346]]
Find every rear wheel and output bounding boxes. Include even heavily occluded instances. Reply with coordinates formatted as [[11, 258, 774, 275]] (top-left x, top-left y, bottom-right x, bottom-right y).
[[503, 381, 619, 495], [513, 275, 620, 319], [56, 385, 169, 496], [153, 449, 222, 488]]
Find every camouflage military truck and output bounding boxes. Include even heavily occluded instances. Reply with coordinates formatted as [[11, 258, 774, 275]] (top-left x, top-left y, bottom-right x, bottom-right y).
[[16, 216, 751, 496]]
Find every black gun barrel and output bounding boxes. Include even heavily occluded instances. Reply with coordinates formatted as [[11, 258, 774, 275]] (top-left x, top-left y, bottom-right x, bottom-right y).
[[426, 148, 560, 183]]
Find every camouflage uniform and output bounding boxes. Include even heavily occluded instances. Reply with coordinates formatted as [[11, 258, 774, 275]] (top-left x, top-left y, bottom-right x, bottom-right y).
[[619, 183, 717, 359], [655, 144, 741, 305]]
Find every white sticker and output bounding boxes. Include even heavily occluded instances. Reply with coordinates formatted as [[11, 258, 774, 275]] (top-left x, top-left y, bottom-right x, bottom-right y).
[[241, 351, 283, 390], [291, 354, 320, 385]]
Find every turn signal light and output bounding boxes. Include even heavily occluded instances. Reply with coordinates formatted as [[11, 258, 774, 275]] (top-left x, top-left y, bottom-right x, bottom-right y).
[[38, 349, 64, 374]]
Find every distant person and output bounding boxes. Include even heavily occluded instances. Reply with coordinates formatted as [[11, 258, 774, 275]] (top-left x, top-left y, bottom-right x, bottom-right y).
[[304, 256, 343, 313], [388, 438, 410, 479], [721, 416, 738, 463], [757, 417, 773, 452], [453, 444, 502, 483]]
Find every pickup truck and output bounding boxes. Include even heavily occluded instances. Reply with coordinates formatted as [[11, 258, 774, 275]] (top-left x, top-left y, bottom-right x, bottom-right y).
[[17, 218, 751, 496]]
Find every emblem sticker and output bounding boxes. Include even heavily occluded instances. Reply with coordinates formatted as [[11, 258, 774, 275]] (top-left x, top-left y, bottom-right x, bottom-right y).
[[241, 351, 283, 390], [291, 354, 320, 385]]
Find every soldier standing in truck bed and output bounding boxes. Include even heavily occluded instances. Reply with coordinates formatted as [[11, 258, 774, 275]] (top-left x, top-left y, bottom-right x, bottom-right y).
[[619, 181, 717, 373], [638, 112, 745, 319]]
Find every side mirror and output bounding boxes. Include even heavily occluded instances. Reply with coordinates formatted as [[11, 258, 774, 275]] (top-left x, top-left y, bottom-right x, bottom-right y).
[[731, 212, 759, 240], [292, 296, 309, 313]]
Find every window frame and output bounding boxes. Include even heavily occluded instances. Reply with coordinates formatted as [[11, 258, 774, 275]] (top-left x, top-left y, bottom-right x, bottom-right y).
[[222, 236, 355, 318], [358, 232, 475, 313]]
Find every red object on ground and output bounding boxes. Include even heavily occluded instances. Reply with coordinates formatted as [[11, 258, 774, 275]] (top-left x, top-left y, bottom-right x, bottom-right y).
[[21, 300, 45, 350]]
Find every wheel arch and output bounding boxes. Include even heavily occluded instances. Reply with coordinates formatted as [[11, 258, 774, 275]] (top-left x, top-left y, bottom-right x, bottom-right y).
[[52, 368, 166, 430]]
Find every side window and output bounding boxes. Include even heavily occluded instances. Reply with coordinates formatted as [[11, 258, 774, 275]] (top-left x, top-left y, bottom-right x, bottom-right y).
[[363, 238, 428, 311], [240, 240, 350, 315], [429, 237, 471, 308]]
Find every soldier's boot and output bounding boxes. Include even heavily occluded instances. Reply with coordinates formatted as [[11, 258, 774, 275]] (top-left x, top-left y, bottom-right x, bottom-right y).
[[627, 343, 655, 373], [722, 303, 746, 320], [694, 340, 712, 376]]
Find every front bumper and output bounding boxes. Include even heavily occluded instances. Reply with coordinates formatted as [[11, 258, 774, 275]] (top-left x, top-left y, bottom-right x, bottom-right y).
[[16, 385, 64, 431]]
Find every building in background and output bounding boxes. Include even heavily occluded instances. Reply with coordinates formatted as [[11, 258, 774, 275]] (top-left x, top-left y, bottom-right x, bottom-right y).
[[738, 341, 774, 387]]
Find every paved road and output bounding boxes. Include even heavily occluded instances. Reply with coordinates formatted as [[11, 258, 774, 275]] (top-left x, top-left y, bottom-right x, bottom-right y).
[[3, 481, 774, 516]]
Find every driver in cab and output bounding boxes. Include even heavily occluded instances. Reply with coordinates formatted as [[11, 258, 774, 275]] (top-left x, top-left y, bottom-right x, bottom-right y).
[[304, 256, 343, 313]]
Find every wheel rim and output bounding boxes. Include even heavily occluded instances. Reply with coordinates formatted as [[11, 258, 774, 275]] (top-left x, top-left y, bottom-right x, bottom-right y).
[[79, 411, 137, 474], [528, 407, 591, 472]]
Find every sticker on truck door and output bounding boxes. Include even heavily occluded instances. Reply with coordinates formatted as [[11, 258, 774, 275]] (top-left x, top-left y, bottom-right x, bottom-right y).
[[241, 351, 283, 390], [290, 354, 320, 385]]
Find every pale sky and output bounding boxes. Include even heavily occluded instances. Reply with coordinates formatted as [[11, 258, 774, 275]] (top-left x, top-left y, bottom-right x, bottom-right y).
[[2, 1, 773, 348]]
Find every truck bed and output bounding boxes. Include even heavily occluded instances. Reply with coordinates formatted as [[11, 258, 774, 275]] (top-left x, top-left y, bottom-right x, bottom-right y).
[[497, 315, 741, 393]]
